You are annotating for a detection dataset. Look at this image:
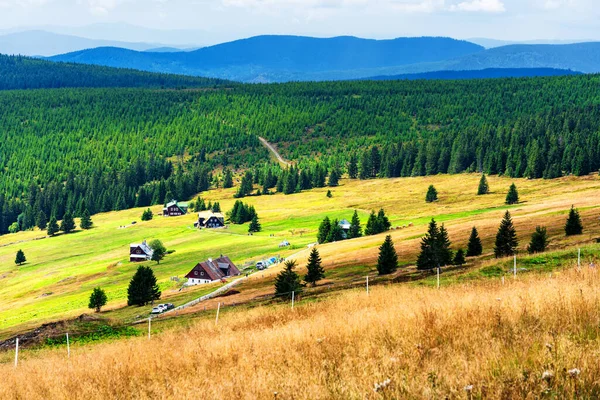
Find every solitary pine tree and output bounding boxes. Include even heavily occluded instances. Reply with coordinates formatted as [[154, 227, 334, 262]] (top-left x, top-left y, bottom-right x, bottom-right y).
[[47, 215, 59, 236], [127, 266, 161, 306], [88, 287, 108, 313], [317, 217, 332, 244], [60, 212, 76, 234], [505, 183, 519, 205], [528, 226, 549, 254], [477, 174, 490, 195], [248, 214, 262, 233], [494, 211, 518, 258], [565, 205, 583, 236], [274, 260, 302, 300], [141, 208, 153, 221], [36, 210, 47, 230], [326, 190, 333, 198], [304, 247, 325, 287], [377, 235, 398, 275], [150, 239, 167, 264], [466, 227, 483, 257], [348, 210, 362, 239], [453, 249, 466, 266], [426, 185, 438, 203], [15, 249, 26, 265], [80, 209, 93, 230]]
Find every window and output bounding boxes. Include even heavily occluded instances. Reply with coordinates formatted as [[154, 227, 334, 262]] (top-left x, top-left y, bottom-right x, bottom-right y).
[[194, 271, 198, 276], [200, 272, 204, 276]]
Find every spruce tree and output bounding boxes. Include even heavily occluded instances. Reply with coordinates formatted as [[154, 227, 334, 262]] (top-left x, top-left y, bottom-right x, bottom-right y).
[[477, 174, 490, 195], [453, 249, 466, 266], [528, 226, 549, 254], [466, 227, 483, 257], [326, 219, 344, 242], [417, 219, 441, 270], [60, 212, 76, 233], [565, 205, 583, 236], [377, 235, 398, 275], [376, 209, 391, 233], [248, 214, 261, 233], [274, 260, 302, 300], [80, 209, 93, 230], [505, 183, 519, 205], [348, 210, 362, 239], [326, 190, 333, 198], [223, 169, 234, 189], [328, 168, 340, 187], [426, 185, 438, 203], [127, 266, 162, 306], [437, 225, 454, 266], [347, 154, 358, 179], [47, 215, 59, 236], [494, 211, 519, 258], [88, 287, 108, 313], [317, 217, 332, 244], [15, 249, 26, 265], [364, 211, 378, 236], [304, 247, 325, 287], [36, 210, 47, 230]]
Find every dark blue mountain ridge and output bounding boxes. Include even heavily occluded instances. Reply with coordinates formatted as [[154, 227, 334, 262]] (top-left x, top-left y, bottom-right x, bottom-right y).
[[48, 35, 484, 81]]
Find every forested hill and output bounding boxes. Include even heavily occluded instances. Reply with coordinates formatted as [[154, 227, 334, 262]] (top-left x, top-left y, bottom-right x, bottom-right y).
[[367, 68, 582, 80], [2, 74, 600, 236], [0, 54, 229, 90], [48, 36, 484, 82]]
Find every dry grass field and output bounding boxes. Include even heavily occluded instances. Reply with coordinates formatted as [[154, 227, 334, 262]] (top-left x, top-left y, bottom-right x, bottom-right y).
[[2, 262, 600, 399]]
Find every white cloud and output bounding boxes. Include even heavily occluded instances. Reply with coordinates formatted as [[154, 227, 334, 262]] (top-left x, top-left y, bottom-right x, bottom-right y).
[[450, 0, 505, 12]]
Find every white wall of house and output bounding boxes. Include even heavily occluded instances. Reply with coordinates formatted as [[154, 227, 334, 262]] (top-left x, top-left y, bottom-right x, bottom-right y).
[[187, 278, 214, 285]]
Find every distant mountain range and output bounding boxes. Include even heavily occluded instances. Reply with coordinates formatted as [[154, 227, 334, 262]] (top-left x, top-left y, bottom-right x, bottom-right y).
[[48, 36, 484, 83], [366, 68, 582, 81]]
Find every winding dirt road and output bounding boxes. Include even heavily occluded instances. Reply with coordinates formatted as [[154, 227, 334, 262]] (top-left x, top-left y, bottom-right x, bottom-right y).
[[258, 137, 291, 168]]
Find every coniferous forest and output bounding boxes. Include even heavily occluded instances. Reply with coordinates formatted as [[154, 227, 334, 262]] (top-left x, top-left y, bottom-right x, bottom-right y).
[[2, 69, 600, 235]]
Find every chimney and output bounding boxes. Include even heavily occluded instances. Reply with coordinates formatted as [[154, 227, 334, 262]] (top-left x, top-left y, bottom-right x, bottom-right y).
[[208, 258, 213, 263]]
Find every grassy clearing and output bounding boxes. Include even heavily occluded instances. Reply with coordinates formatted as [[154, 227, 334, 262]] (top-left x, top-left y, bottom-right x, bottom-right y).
[[1, 173, 599, 338], [4, 264, 600, 398]]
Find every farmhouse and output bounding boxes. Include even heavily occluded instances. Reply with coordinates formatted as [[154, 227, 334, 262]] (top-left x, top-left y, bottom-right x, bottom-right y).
[[130, 240, 153, 262], [185, 256, 241, 285], [163, 200, 188, 217], [195, 211, 226, 229]]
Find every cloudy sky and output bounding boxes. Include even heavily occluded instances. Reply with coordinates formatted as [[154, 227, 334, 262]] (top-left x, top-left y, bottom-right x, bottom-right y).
[[0, 0, 598, 44]]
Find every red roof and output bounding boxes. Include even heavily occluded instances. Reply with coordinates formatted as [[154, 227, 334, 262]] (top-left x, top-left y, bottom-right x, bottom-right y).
[[185, 256, 241, 281]]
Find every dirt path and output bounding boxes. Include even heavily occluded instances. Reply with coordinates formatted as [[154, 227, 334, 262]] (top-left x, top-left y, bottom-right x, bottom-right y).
[[258, 137, 291, 168]]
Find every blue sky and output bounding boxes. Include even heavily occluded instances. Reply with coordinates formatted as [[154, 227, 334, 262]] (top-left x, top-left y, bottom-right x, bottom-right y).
[[0, 0, 597, 43]]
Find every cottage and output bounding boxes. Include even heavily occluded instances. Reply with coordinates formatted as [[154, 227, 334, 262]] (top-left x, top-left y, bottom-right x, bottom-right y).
[[339, 219, 351, 239], [195, 211, 226, 229], [130, 240, 154, 262], [185, 256, 241, 285], [163, 200, 188, 217]]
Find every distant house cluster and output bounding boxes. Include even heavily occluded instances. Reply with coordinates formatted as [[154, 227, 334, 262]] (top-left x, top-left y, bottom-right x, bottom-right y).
[[185, 256, 241, 285], [194, 211, 226, 229], [163, 200, 188, 217], [130, 240, 153, 262]]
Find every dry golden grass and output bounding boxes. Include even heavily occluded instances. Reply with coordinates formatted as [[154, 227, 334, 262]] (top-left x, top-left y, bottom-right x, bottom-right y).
[[3, 262, 600, 399]]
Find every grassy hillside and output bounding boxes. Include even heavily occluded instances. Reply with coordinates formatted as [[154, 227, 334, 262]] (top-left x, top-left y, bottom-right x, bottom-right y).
[[2, 257, 600, 398], [1, 173, 599, 338]]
